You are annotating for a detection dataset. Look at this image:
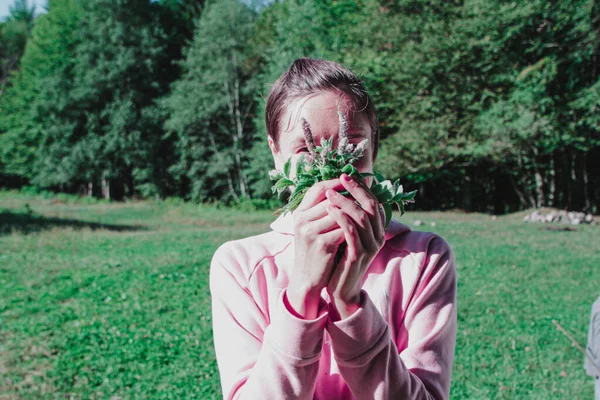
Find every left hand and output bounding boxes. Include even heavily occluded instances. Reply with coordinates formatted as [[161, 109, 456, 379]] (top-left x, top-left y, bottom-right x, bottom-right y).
[[324, 173, 386, 319]]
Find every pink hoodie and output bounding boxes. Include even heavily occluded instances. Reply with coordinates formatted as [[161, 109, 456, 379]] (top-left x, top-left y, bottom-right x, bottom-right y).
[[210, 213, 457, 400]]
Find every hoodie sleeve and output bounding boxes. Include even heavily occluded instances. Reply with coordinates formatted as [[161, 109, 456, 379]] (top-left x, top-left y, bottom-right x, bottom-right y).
[[326, 235, 457, 400], [210, 241, 328, 400]]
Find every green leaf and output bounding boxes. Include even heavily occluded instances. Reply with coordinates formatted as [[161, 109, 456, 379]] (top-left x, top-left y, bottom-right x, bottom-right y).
[[383, 203, 392, 228], [283, 158, 291, 178], [398, 201, 405, 215], [377, 190, 394, 203], [380, 180, 394, 193], [402, 190, 417, 201], [296, 155, 305, 176], [297, 175, 317, 187], [371, 183, 385, 196], [269, 170, 283, 181], [294, 180, 313, 195], [320, 165, 338, 180], [374, 170, 385, 183], [321, 137, 333, 149], [287, 187, 308, 211], [392, 185, 410, 202], [274, 178, 294, 191]]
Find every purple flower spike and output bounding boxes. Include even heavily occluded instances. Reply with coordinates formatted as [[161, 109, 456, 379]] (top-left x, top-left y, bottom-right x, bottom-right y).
[[337, 110, 349, 155], [301, 118, 316, 153]]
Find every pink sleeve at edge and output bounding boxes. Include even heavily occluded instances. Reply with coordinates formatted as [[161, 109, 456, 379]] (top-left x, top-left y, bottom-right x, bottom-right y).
[[326, 236, 457, 400], [210, 243, 328, 400]]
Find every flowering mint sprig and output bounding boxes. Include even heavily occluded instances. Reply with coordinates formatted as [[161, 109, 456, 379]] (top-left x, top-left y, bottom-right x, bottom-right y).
[[269, 111, 416, 227]]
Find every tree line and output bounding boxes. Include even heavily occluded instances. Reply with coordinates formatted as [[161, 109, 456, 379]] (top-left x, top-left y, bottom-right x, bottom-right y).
[[1, 0, 599, 214]]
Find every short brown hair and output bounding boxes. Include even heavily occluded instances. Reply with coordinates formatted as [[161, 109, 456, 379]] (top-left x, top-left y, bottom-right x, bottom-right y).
[[265, 58, 379, 159]]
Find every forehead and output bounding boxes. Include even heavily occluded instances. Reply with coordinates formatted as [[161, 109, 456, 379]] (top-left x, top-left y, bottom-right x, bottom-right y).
[[280, 92, 370, 147]]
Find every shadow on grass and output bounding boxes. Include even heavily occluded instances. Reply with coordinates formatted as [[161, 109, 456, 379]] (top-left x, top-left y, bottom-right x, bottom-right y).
[[0, 210, 147, 236]]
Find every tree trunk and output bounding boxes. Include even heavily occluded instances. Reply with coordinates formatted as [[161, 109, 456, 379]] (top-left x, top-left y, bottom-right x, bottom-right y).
[[568, 148, 576, 209], [87, 181, 93, 197], [462, 173, 473, 211], [558, 148, 569, 208], [224, 75, 248, 199], [227, 175, 240, 203], [531, 147, 545, 207], [509, 175, 530, 209], [582, 151, 591, 212], [101, 171, 110, 200], [207, 129, 239, 201], [233, 77, 248, 198], [516, 153, 536, 208], [548, 155, 556, 207]]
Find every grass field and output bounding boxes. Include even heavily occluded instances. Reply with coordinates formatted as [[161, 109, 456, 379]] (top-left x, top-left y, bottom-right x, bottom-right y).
[[1, 190, 598, 399]]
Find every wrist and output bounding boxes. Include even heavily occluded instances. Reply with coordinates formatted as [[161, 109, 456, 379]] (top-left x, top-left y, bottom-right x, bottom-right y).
[[330, 292, 362, 320], [286, 284, 322, 320]]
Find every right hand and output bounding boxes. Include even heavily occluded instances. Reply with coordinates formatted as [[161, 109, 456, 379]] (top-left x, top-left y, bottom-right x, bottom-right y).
[[287, 179, 347, 319]]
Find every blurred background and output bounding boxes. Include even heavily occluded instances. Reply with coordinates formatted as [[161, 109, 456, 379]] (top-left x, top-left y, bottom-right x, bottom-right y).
[[1, 0, 598, 213], [1, 0, 599, 399]]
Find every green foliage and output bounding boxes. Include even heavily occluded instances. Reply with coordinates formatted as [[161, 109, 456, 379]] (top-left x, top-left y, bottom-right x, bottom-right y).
[[0, 0, 82, 181], [0, 0, 599, 212], [28, 0, 177, 199], [161, 0, 259, 202], [0, 0, 35, 82]]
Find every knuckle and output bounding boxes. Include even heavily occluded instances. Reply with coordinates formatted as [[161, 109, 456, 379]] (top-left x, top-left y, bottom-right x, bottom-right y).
[[315, 236, 327, 248], [314, 181, 329, 190], [299, 224, 313, 238], [346, 223, 355, 235], [367, 199, 377, 211], [294, 214, 306, 227], [358, 213, 368, 227], [347, 252, 358, 264]]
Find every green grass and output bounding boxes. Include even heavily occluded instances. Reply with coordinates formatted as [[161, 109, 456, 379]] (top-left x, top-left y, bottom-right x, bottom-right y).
[[0, 190, 598, 399]]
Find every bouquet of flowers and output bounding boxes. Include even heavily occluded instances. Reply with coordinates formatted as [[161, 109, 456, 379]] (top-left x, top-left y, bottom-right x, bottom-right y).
[[269, 111, 416, 228]]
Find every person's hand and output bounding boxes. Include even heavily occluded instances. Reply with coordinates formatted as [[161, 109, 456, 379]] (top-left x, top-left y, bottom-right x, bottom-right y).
[[324, 174, 385, 319], [287, 179, 347, 319]]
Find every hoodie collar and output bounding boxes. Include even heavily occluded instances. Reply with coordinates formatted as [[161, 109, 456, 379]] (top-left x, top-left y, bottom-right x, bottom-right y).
[[270, 211, 411, 240]]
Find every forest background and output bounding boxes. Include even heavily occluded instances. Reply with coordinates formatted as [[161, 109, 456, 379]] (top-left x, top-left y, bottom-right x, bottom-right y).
[[1, 0, 599, 214]]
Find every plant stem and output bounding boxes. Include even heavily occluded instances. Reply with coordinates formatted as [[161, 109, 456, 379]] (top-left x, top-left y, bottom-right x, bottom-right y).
[[552, 319, 600, 376]]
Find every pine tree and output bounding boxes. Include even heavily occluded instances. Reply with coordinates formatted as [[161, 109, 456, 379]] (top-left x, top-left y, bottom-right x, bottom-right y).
[[33, 0, 174, 198], [0, 0, 82, 184]]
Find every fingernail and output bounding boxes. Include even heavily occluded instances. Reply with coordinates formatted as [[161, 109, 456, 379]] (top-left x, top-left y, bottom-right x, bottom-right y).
[[342, 174, 351, 182]]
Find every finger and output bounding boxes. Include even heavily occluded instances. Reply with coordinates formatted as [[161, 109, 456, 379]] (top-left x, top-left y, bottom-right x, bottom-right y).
[[314, 227, 346, 255], [296, 179, 345, 212], [325, 188, 378, 252], [296, 200, 331, 222], [297, 213, 339, 239], [326, 204, 364, 258], [339, 174, 384, 241]]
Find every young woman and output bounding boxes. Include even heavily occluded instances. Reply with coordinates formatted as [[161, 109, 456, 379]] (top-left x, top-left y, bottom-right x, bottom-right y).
[[210, 58, 457, 400]]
